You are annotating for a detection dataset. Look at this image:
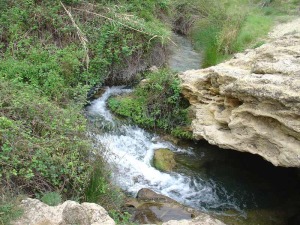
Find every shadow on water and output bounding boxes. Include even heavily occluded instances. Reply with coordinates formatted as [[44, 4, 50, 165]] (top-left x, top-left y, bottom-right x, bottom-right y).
[[175, 140, 300, 225]]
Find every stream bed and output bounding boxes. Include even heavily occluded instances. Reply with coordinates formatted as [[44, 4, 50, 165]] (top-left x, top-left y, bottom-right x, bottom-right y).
[[86, 34, 300, 224]]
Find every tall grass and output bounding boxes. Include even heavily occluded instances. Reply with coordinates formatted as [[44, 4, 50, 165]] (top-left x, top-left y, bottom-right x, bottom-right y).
[[176, 0, 300, 67]]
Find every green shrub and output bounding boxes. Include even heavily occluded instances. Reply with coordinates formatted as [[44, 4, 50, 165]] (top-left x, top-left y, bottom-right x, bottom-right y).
[[108, 69, 191, 137], [0, 193, 23, 225], [85, 162, 125, 211], [0, 0, 173, 211], [0, 79, 91, 198], [41, 192, 62, 206]]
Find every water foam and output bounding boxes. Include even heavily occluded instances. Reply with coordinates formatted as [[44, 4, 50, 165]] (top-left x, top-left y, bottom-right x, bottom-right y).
[[87, 87, 243, 213]]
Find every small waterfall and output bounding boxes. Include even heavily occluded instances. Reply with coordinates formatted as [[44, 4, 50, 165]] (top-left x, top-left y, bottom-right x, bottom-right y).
[[85, 34, 300, 225], [86, 87, 243, 214]]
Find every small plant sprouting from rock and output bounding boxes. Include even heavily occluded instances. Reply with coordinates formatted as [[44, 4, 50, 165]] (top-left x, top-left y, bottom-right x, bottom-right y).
[[41, 192, 62, 206]]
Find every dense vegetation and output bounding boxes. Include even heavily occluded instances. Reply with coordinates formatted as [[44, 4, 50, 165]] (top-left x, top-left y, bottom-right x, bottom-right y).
[[0, 0, 171, 224], [108, 0, 300, 138], [0, 0, 299, 224], [173, 0, 300, 67], [108, 69, 192, 139]]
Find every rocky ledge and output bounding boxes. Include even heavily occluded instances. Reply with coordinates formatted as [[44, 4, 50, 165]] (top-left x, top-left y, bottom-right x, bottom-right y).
[[180, 20, 300, 167], [13, 197, 225, 225], [12, 198, 116, 225]]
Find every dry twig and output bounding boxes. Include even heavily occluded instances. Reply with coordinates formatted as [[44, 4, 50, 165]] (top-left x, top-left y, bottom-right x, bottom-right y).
[[60, 1, 90, 71]]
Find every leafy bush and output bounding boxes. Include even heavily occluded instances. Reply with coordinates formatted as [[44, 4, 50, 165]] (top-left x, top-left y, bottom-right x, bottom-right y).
[[0, 0, 171, 93], [108, 69, 192, 138], [0, 79, 91, 198], [0, 0, 173, 211]]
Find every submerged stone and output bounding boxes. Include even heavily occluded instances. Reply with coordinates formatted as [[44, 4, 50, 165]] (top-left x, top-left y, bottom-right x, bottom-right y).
[[153, 148, 176, 172]]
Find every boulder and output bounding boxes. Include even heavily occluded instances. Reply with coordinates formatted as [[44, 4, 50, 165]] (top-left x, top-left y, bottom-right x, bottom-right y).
[[133, 188, 225, 225], [179, 21, 300, 167], [153, 148, 176, 171], [137, 188, 175, 203], [133, 202, 194, 224], [12, 198, 115, 225]]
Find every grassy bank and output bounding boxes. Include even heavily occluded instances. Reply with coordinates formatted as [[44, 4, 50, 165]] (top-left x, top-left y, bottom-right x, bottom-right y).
[[108, 69, 192, 139], [173, 0, 300, 67]]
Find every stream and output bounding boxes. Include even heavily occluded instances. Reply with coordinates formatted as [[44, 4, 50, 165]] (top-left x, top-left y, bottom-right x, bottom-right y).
[[86, 34, 300, 224]]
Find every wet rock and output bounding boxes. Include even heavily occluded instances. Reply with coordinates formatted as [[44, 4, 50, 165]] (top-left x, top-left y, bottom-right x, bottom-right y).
[[137, 188, 174, 203], [153, 148, 176, 172], [92, 87, 107, 99], [12, 198, 115, 225], [133, 188, 225, 224], [134, 188, 196, 224], [133, 202, 193, 224], [162, 135, 180, 145], [180, 19, 300, 167]]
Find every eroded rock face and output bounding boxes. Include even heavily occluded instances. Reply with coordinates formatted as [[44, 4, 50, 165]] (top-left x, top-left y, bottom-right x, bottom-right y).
[[12, 198, 115, 225], [180, 30, 300, 167]]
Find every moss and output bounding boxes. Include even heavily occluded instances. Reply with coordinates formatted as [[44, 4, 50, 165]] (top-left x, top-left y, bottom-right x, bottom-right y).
[[108, 69, 191, 137], [153, 149, 176, 172]]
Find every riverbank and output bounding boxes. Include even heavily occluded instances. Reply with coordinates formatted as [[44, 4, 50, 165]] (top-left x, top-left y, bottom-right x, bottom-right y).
[[1, 0, 300, 224]]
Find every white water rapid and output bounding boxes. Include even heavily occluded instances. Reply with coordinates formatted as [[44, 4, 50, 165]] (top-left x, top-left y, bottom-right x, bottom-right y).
[[86, 86, 243, 214]]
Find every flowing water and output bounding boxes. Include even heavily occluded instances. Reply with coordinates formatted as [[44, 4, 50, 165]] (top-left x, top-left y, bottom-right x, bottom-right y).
[[168, 34, 202, 72], [87, 87, 243, 214], [86, 34, 300, 224]]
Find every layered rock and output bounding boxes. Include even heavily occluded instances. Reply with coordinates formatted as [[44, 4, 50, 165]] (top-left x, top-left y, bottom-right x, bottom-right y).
[[12, 198, 115, 225], [180, 23, 300, 167]]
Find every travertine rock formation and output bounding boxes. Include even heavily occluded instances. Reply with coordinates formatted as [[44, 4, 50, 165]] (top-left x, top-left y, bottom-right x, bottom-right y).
[[12, 198, 115, 225], [180, 22, 300, 167]]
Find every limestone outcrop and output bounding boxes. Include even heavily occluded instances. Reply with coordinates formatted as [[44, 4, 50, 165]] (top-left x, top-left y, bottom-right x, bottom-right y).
[[180, 20, 300, 167], [12, 198, 115, 225]]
